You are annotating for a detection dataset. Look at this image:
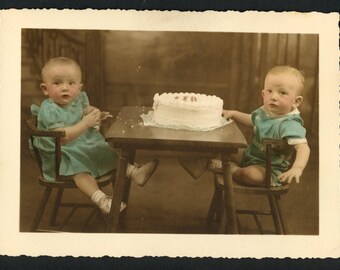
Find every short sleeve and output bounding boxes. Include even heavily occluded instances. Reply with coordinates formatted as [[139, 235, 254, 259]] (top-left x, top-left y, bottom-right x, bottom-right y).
[[79, 92, 90, 109], [31, 104, 40, 116], [250, 107, 261, 127], [279, 117, 307, 145], [37, 100, 66, 130]]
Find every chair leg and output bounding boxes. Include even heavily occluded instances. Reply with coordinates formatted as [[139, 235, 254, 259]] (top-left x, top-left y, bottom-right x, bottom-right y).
[[252, 214, 264, 234], [217, 207, 227, 234], [49, 187, 64, 226], [206, 187, 223, 231], [236, 213, 243, 234], [31, 187, 52, 232], [268, 195, 283, 234], [275, 195, 288, 234], [216, 189, 235, 234], [58, 206, 79, 231], [81, 208, 99, 232]]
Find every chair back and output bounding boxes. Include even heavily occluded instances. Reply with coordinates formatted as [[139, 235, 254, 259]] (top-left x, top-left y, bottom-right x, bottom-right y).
[[262, 139, 295, 187], [26, 116, 66, 181]]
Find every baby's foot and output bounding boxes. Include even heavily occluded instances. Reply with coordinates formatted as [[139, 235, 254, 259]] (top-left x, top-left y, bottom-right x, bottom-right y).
[[207, 159, 223, 171], [130, 159, 159, 186], [208, 159, 240, 175], [98, 195, 127, 215]]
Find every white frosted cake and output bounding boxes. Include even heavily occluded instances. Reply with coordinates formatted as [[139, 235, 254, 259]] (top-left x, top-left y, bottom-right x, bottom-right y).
[[151, 92, 223, 130]]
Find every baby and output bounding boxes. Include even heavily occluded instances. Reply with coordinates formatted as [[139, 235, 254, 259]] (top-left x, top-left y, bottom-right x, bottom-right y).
[[220, 65, 310, 186], [181, 66, 310, 186], [31, 57, 158, 214]]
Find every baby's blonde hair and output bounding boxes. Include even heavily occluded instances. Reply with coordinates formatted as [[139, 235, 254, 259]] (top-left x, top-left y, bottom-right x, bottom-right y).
[[41, 57, 82, 82], [266, 66, 305, 95]]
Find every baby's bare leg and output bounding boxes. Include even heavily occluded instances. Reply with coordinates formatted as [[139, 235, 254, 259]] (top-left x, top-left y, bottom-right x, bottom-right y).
[[209, 149, 244, 170], [74, 173, 127, 214], [230, 148, 244, 165], [74, 172, 100, 198], [233, 164, 265, 186]]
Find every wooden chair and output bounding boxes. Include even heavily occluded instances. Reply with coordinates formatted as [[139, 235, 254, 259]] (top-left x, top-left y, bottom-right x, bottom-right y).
[[26, 116, 115, 232], [206, 139, 294, 234]]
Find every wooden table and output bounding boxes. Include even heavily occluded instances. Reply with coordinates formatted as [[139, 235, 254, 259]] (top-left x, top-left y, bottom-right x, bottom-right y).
[[104, 106, 247, 233]]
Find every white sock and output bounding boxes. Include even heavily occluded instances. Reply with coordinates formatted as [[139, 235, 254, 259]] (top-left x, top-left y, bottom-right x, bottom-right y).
[[215, 161, 240, 186], [229, 161, 240, 174], [126, 163, 135, 179], [92, 190, 127, 214], [91, 190, 106, 205]]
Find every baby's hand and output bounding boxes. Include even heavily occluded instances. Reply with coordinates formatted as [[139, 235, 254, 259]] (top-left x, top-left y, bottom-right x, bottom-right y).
[[222, 110, 233, 120], [278, 167, 303, 184], [82, 109, 101, 128], [92, 111, 113, 131], [100, 111, 113, 121]]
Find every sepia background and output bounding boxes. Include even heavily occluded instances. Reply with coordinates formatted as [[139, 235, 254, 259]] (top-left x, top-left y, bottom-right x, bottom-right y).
[[20, 29, 319, 234]]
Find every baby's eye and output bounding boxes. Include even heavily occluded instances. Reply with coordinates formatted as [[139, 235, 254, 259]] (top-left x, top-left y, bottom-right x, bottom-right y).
[[266, 89, 272, 93], [279, 89, 288, 95]]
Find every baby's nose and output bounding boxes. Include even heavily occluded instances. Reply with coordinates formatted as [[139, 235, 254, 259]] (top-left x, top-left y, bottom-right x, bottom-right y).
[[61, 83, 69, 91], [270, 92, 278, 100]]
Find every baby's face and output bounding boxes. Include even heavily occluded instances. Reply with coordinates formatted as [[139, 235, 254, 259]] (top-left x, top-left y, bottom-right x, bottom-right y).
[[262, 73, 303, 116], [40, 63, 83, 107]]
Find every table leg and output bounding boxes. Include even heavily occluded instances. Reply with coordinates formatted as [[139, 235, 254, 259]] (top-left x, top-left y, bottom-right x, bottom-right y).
[[119, 150, 136, 231], [123, 150, 135, 204], [221, 153, 239, 234], [107, 148, 131, 232]]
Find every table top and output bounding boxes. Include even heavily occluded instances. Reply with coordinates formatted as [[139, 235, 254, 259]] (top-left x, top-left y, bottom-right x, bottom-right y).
[[104, 106, 247, 152]]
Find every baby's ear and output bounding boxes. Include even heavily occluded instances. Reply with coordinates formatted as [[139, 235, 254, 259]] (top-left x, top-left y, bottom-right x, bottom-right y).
[[294, 95, 303, 108], [80, 83, 84, 91], [40, 83, 49, 96]]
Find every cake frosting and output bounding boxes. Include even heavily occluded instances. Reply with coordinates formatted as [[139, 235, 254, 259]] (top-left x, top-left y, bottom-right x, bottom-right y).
[[151, 92, 223, 130]]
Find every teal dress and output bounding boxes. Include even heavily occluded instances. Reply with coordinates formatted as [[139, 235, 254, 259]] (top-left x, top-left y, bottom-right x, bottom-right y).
[[31, 92, 118, 181], [242, 106, 307, 186]]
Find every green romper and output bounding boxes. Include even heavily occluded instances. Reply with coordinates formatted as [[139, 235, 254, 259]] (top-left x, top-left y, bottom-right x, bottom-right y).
[[31, 92, 118, 181], [241, 106, 307, 186]]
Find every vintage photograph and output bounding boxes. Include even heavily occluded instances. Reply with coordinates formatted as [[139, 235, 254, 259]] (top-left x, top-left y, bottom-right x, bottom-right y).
[[20, 28, 319, 234], [0, 10, 338, 258]]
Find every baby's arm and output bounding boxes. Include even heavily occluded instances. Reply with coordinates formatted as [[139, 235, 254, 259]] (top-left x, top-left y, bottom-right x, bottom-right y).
[[279, 143, 310, 184], [84, 105, 112, 118], [54, 109, 101, 145], [83, 105, 97, 115], [84, 105, 113, 130], [223, 110, 252, 127]]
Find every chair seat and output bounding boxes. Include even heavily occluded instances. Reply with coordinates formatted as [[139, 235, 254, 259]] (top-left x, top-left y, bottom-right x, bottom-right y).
[[207, 139, 294, 234], [210, 164, 290, 234], [215, 174, 289, 195], [27, 115, 116, 232], [33, 171, 115, 232], [38, 171, 114, 188]]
